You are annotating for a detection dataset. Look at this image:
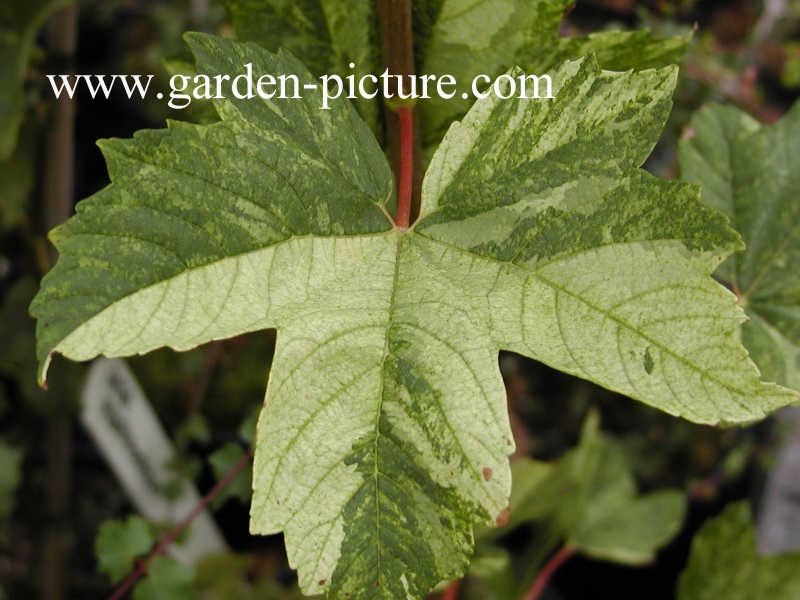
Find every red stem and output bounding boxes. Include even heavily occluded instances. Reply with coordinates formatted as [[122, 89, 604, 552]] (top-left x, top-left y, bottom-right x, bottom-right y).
[[441, 579, 461, 600], [396, 105, 414, 229], [107, 449, 254, 600], [522, 545, 574, 600]]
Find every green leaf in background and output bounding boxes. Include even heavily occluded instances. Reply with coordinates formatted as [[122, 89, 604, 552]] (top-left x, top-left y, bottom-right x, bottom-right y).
[[0, 130, 35, 230], [31, 34, 796, 599], [132, 555, 194, 600], [471, 414, 684, 597], [192, 552, 304, 599], [0, 0, 70, 160], [465, 546, 517, 599], [219, 0, 381, 134], [551, 414, 685, 564], [0, 440, 23, 520], [95, 515, 155, 583], [487, 414, 686, 564], [679, 103, 800, 391], [208, 443, 252, 508], [678, 501, 800, 599], [0, 278, 80, 415], [417, 0, 688, 147]]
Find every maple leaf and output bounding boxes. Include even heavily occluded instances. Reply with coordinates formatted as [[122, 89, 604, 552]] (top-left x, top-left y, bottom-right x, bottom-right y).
[[680, 103, 800, 391], [95, 516, 154, 583], [31, 35, 796, 598]]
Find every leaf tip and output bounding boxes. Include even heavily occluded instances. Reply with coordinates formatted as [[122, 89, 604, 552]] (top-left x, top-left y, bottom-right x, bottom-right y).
[[37, 354, 52, 389]]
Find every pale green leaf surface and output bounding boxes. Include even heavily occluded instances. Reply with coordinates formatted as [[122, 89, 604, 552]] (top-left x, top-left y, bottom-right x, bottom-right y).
[[680, 104, 800, 390], [95, 516, 155, 583], [419, 58, 796, 424], [31, 35, 795, 599], [677, 502, 800, 599], [417, 0, 687, 147], [219, 0, 380, 134], [529, 29, 688, 74]]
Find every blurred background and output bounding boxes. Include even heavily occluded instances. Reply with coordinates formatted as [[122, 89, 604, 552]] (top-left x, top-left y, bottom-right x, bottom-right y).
[[1, 0, 799, 599]]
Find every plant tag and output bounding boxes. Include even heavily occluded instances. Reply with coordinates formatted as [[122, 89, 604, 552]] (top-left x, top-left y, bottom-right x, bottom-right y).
[[758, 407, 800, 553], [81, 357, 228, 564]]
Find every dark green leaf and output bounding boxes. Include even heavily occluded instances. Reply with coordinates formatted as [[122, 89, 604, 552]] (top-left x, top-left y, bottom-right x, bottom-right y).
[[680, 103, 800, 391], [132, 556, 194, 600], [95, 516, 155, 583], [0, 0, 71, 159]]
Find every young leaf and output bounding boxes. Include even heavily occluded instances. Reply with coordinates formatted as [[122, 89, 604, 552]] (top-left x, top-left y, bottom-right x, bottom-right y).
[[417, 0, 688, 147], [95, 515, 155, 583], [132, 555, 194, 600], [31, 34, 796, 599], [678, 501, 800, 599], [679, 103, 800, 391], [486, 414, 686, 565], [552, 414, 685, 564]]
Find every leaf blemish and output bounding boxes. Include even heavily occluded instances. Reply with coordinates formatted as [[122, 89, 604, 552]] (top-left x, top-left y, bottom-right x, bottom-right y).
[[644, 347, 655, 374], [495, 507, 510, 527], [482, 467, 492, 481]]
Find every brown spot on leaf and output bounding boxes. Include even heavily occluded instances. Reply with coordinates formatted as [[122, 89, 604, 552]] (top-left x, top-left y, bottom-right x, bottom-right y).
[[482, 467, 493, 481], [495, 506, 510, 527], [318, 580, 326, 586]]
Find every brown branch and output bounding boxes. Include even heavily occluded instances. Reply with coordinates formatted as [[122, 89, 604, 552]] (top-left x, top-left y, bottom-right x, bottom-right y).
[[107, 448, 254, 600], [41, 6, 78, 600]]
